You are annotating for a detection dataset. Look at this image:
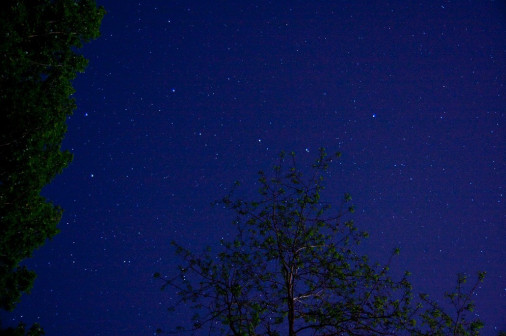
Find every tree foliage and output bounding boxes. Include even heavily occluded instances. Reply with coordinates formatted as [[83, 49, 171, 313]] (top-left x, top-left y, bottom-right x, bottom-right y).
[[157, 149, 485, 335], [0, 0, 104, 332], [414, 271, 486, 336], [0, 322, 44, 336]]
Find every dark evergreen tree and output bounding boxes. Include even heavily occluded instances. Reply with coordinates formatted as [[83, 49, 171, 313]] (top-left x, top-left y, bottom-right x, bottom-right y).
[[0, 0, 104, 333], [156, 149, 485, 336]]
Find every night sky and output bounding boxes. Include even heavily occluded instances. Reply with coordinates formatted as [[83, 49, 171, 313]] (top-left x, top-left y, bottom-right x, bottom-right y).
[[2, 1, 505, 335]]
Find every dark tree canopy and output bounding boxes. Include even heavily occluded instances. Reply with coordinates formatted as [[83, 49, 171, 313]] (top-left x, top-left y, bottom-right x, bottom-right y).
[[156, 149, 485, 336], [0, 0, 104, 333]]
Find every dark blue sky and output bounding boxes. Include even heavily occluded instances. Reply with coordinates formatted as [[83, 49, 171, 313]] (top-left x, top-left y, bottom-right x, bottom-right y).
[[3, 1, 505, 335]]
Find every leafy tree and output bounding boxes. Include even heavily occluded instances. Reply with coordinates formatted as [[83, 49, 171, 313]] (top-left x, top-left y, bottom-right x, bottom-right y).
[[413, 272, 485, 336], [0, 322, 44, 336], [156, 148, 486, 335], [0, 0, 104, 333]]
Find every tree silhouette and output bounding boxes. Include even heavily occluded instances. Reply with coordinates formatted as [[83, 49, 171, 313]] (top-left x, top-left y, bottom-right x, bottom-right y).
[[0, 0, 104, 333], [156, 149, 484, 335]]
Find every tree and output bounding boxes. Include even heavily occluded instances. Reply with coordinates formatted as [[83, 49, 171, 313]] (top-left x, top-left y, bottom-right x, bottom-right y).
[[0, 0, 104, 333], [0, 322, 44, 336], [414, 271, 485, 336], [156, 149, 485, 335]]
